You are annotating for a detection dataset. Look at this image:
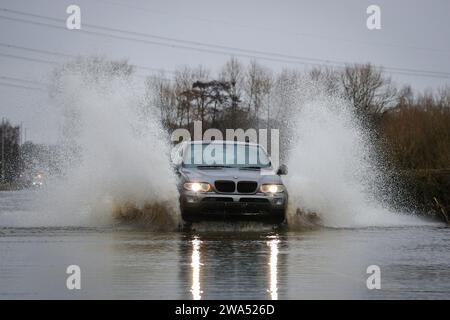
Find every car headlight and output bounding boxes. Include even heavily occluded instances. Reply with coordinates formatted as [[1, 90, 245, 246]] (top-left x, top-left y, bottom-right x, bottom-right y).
[[260, 184, 285, 193], [184, 182, 211, 192]]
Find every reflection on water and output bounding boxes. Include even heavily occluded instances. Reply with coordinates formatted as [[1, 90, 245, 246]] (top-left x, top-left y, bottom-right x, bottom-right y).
[[190, 237, 203, 300], [1, 212, 448, 299], [185, 232, 283, 299], [267, 236, 279, 300]]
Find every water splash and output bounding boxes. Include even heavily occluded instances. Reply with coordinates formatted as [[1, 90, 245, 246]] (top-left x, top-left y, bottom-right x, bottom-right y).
[[51, 58, 180, 229], [284, 81, 426, 228], [0, 57, 180, 229]]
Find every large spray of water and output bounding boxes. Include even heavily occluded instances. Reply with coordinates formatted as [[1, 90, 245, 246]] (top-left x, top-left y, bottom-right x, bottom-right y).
[[0, 58, 180, 229], [284, 81, 424, 228], [50, 59, 180, 229]]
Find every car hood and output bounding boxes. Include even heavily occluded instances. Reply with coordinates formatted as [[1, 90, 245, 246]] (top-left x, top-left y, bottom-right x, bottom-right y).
[[179, 167, 284, 185]]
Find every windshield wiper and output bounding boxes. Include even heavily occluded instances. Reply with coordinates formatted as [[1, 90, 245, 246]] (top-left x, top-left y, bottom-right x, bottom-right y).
[[239, 166, 263, 170]]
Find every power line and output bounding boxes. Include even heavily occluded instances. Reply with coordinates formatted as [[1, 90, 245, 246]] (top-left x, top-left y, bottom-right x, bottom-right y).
[[0, 42, 175, 75], [0, 42, 73, 58], [0, 13, 323, 69], [1, 9, 334, 65], [0, 10, 184, 74], [0, 43, 174, 83], [1, 8, 449, 79], [0, 52, 57, 65], [0, 52, 173, 84], [98, 0, 450, 55], [0, 75, 47, 87], [0, 81, 45, 91], [0, 8, 369, 67]]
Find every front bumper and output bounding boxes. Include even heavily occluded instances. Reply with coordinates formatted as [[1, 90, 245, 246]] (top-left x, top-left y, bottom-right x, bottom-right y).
[[180, 191, 287, 223]]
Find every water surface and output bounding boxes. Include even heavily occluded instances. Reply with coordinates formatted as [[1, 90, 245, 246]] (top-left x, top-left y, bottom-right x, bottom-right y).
[[0, 191, 449, 299]]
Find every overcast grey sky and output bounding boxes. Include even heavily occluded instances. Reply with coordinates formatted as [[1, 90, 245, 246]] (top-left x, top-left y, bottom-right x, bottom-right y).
[[1, 0, 449, 143]]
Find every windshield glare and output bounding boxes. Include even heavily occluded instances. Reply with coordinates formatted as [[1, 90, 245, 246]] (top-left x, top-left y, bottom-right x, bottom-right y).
[[183, 143, 271, 168]]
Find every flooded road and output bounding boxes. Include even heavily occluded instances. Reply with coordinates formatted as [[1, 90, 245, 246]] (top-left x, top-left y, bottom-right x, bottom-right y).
[[0, 191, 449, 299]]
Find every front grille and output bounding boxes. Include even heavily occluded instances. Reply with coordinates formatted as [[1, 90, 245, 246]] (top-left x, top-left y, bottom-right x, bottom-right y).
[[239, 198, 269, 203], [202, 197, 234, 202], [237, 181, 258, 193], [215, 180, 235, 193]]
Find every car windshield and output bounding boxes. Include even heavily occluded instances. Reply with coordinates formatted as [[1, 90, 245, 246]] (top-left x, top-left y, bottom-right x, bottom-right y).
[[183, 143, 271, 168]]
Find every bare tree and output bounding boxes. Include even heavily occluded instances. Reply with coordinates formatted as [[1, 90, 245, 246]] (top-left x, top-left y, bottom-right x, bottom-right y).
[[341, 63, 398, 120], [309, 66, 341, 95], [245, 60, 273, 127], [220, 57, 244, 124], [145, 75, 176, 128], [436, 85, 450, 109]]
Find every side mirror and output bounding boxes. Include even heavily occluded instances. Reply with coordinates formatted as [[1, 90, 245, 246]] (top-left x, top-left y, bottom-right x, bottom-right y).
[[276, 164, 288, 175], [171, 162, 181, 173]]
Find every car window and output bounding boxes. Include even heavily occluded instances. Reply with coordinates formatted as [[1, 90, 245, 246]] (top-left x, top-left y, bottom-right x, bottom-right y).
[[183, 143, 271, 168]]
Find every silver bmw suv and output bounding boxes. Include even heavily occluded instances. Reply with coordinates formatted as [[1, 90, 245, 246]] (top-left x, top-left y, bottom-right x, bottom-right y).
[[172, 140, 288, 224]]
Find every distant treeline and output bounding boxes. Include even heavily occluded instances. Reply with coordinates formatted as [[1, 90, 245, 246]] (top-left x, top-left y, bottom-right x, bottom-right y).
[[147, 58, 450, 171]]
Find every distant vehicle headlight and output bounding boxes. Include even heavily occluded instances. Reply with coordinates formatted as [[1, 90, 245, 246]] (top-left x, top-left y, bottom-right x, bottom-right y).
[[260, 184, 284, 193], [184, 182, 211, 192]]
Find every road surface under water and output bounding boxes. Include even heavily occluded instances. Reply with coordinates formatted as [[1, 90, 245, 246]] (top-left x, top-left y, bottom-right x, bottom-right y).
[[0, 190, 449, 299]]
